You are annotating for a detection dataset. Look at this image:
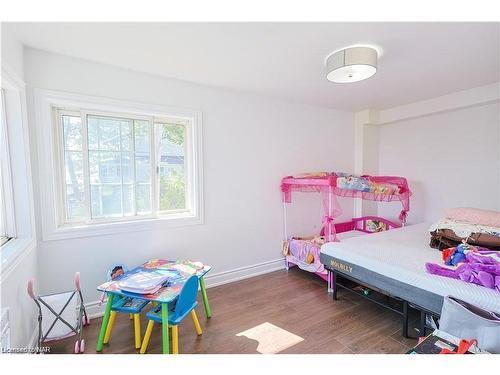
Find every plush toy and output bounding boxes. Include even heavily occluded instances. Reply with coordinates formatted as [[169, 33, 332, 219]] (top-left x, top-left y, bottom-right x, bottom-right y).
[[110, 265, 125, 280], [442, 243, 470, 266], [311, 236, 326, 246]]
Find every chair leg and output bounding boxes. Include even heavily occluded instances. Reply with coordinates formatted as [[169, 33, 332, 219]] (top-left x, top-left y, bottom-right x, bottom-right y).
[[190, 310, 202, 335], [103, 311, 117, 344], [133, 313, 142, 349], [140, 320, 155, 354], [129, 313, 133, 320], [171, 325, 179, 354]]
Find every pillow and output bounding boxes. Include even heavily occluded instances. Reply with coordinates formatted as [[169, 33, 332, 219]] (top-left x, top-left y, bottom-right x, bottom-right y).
[[445, 207, 500, 228]]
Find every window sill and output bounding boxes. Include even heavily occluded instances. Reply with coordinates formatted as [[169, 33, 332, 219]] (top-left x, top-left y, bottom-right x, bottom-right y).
[[43, 212, 203, 241], [1, 238, 36, 275]]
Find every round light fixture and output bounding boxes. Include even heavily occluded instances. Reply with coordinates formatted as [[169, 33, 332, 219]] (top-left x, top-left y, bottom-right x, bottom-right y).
[[326, 46, 378, 83]]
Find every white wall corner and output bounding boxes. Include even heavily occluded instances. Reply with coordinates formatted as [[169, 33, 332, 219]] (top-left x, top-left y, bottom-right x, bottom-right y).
[[1, 63, 26, 90], [353, 109, 379, 217]]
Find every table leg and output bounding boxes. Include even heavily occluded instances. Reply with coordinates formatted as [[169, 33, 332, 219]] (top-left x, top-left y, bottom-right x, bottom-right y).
[[161, 302, 170, 354], [96, 293, 114, 352], [199, 277, 212, 318]]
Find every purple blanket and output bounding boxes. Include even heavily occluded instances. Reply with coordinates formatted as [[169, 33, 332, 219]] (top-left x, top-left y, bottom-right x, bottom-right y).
[[426, 252, 500, 292]]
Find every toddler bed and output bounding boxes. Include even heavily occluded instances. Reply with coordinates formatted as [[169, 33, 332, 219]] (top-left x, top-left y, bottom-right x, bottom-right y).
[[319, 223, 500, 336], [281, 172, 410, 281]]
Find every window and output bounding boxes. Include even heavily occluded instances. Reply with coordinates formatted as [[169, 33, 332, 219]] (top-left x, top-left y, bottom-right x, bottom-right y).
[[0, 89, 16, 246], [54, 108, 196, 227], [1, 68, 36, 271]]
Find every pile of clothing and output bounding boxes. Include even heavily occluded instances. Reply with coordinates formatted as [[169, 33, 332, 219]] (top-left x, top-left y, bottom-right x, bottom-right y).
[[426, 244, 500, 292], [426, 208, 500, 292], [429, 207, 500, 251]]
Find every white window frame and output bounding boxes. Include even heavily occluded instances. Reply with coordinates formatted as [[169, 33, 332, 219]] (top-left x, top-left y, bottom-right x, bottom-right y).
[[34, 89, 203, 240], [0, 88, 17, 244], [0, 65, 36, 273]]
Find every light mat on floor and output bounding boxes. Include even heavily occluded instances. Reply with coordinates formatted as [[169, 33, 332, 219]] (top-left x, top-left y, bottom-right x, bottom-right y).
[[236, 322, 304, 354]]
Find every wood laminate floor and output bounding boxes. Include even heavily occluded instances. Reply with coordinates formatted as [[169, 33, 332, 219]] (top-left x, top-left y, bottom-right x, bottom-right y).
[[48, 268, 418, 354]]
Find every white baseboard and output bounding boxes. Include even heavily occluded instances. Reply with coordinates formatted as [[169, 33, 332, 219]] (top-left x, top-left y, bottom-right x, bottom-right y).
[[84, 258, 285, 319], [203, 258, 285, 288], [83, 300, 108, 320]]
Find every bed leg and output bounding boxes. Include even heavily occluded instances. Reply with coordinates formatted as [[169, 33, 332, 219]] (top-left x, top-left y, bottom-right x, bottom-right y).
[[402, 301, 409, 339], [332, 271, 338, 301], [285, 258, 289, 271], [419, 310, 427, 337], [327, 270, 332, 293]]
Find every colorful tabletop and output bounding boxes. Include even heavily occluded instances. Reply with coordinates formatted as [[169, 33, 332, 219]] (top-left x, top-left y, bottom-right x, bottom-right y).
[[97, 259, 211, 303]]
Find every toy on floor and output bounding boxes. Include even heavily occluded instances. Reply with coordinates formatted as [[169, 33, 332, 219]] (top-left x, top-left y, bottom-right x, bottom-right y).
[[27, 273, 89, 353], [440, 339, 478, 354], [353, 285, 371, 296]]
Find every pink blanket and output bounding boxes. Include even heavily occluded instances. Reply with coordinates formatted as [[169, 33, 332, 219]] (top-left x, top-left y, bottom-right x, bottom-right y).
[[287, 239, 324, 273]]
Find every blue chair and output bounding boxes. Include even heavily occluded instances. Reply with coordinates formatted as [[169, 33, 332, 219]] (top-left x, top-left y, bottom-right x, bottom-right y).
[[140, 276, 202, 354]]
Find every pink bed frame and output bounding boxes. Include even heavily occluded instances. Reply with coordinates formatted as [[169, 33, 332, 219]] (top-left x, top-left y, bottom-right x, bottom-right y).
[[330, 216, 401, 235], [281, 173, 412, 283]]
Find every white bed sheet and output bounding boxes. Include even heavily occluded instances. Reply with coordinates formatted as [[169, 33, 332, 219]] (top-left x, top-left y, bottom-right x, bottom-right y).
[[320, 223, 500, 313]]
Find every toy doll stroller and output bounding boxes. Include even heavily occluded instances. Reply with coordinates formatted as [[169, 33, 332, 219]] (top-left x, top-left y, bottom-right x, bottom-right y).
[[27, 272, 90, 353]]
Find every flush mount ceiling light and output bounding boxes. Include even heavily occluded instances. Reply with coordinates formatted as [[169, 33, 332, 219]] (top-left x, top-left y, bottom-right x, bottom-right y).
[[326, 46, 378, 83]]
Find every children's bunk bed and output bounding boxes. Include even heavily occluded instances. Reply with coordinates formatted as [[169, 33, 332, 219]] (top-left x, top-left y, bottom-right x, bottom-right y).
[[280, 172, 412, 290]]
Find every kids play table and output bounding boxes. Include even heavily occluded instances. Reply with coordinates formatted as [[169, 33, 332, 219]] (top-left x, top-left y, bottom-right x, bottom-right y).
[[96, 259, 212, 354]]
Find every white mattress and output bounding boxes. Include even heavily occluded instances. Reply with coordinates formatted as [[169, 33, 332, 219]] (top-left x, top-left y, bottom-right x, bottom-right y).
[[321, 223, 500, 313]]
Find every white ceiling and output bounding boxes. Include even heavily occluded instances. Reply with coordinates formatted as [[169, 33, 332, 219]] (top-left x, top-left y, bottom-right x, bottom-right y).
[[5, 22, 500, 111]]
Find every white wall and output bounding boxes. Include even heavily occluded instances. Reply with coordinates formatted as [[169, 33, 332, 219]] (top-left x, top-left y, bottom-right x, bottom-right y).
[[24, 48, 354, 305], [1, 28, 38, 349], [376, 101, 500, 223], [1, 26, 24, 80], [360, 124, 380, 216], [1, 246, 37, 349]]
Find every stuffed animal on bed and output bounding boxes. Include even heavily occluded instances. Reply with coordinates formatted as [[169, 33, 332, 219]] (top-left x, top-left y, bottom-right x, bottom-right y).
[[442, 243, 469, 266], [311, 236, 326, 246]]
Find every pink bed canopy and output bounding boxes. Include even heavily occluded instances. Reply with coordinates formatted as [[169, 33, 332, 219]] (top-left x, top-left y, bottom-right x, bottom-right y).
[[280, 173, 412, 241]]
